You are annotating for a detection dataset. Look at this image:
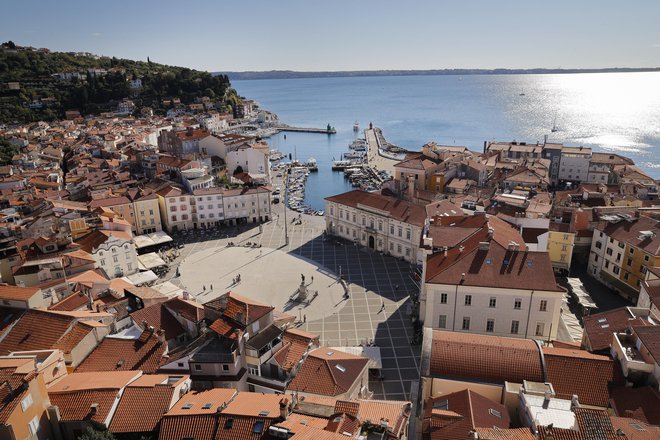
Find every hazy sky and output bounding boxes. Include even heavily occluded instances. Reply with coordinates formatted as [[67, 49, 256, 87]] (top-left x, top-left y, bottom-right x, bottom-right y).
[[2, 0, 659, 72]]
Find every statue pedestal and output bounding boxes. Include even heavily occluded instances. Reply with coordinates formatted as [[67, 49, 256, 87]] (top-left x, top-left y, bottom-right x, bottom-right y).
[[297, 282, 308, 301]]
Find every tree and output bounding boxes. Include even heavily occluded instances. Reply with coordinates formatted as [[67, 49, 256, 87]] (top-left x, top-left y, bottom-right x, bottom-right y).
[[0, 138, 19, 165], [77, 427, 116, 440]]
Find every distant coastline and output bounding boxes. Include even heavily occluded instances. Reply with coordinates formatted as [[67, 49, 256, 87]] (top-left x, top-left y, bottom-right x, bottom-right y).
[[219, 67, 660, 81]]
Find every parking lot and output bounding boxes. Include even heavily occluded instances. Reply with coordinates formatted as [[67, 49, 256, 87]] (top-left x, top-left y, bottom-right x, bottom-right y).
[[161, 197, 421, 401]]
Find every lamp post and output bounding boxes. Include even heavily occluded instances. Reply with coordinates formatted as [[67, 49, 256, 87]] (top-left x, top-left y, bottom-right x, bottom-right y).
[[283, 167, 289, 246]]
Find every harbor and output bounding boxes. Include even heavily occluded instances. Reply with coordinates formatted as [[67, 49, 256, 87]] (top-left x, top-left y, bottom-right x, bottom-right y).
[[264, 124, 406, 211]]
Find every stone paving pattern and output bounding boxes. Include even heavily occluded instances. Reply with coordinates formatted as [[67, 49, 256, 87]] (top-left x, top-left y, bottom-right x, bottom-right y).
[[166, 190, 421, 401]]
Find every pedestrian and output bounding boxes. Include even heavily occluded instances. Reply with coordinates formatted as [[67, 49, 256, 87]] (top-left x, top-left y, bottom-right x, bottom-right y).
[[395, 284, 399, 291], [303, 314, 307, 323], [210, 284, 213, 290], [203, 285, 206, 291]]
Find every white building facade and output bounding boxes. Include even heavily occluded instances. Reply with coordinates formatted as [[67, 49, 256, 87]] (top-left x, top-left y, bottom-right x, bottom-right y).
[[325, 190, 425, 264], [94, 235, 139, 279]]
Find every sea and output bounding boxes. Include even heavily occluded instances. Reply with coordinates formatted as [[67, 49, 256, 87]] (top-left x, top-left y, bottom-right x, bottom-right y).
[[233, 72, 660, 211]]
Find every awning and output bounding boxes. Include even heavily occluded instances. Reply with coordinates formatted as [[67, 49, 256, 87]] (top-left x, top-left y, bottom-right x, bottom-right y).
[[330, 346, 382, 369], [137, 252, 168, 270], [150, 281, 184, 298], [122, 270, 158, 286], [133, 231, 173, 249]]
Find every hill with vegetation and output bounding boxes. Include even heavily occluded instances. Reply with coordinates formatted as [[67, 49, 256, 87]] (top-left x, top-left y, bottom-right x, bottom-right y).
[[0, 41, 241, 124]]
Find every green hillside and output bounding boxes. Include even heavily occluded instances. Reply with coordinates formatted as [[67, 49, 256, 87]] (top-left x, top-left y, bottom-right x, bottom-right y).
[[0, 41, 239, 124]]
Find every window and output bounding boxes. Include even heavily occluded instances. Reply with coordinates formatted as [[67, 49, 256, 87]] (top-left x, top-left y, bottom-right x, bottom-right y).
[[253, 421, 265, 434], [398, 227, 402, 237], [629, 248, 634, 254], [514, 298, 522, 310], [440, 293, 448, 304], [562, 245, 567, 251], [535, 322, 545, 337], [390, 225, 394, 234], [462, 317, 470, 330], [618, 242, 625, 249], [438, 315, 447, 328], [644, 255, 650, 262], [489, 297, 496, 308], [28, 416, 39, 436], [464, 295, 472, 306], [624, 273, 629, 280], [397, 244, 402, 253], [353, 213, 356, 222], [222, 364, 229, 371], [511, 320, 520, 334], [113, 255, 118, 263], [486, 319, 495, 332], [406, 248, 411, 257], [605, 261, 609, 269], [127, 263, 132, 271], [595, 241, 602, 249], [100, 259, 106, 266], [378, 221, 383, 231], [606, 248, 613, 256], [613, 266, 620, 275], [539, 300, 548, 312], [21, 394, 33, 411], [406, 229, 411, 240], [194, 364, 202, 370], [171, 215, 177, 221]]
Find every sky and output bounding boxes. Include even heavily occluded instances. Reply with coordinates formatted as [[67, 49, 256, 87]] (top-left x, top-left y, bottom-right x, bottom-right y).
[[2, 0, 660, 72]]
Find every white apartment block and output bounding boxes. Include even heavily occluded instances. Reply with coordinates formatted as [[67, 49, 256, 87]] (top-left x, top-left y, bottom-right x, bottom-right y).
[[95, 234, 139, 279], [421, 240, 563, 341], [558, 147, 592, 183], [325, 190, 426, 264]]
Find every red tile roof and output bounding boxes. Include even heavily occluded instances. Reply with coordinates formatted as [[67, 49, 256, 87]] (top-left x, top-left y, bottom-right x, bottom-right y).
[[50, 389, 119, 424], [109, 383, 176, 433], [287, 348, 369, 397], [609, 416, 660, 440], [52, 321, 93, 353], [0, 284, 40, 301], [167, 389, 237, 416], [214, 414, 274, 440], [610, 385, 660, 425], [273, 328, 319, 372], [164, 296, 203, 322], [75, 332, 166, 374], [633, 325, 660, 364], [159, 413, 217, 440], [429, 330, 544, 385], [131, 302, 185, 341], [204, 291, 273, 326], [582, 307, 638, 352], [325, 190, 428, 227], [423, 389, 510, 440], [48, 291, 89, 311], [543, 347, 621, 407], [474, 427, 536, 440], [0, 309, 76, 355], [537, 408, 620, 440], [596, 215, 660, 256]]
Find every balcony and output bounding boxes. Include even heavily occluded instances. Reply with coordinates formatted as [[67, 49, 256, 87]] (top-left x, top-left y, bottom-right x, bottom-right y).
[[612, 333, 653, 378]]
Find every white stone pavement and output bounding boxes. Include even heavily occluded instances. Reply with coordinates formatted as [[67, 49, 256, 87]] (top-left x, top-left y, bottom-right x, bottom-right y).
[[178, 246, 347, 322]]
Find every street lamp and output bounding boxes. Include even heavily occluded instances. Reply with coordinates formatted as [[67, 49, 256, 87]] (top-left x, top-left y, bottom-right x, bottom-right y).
[[284, 167, 289, 246]]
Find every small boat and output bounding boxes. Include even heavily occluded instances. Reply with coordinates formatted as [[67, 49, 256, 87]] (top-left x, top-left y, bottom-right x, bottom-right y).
[[332, 160, 352, 171], [343, 151, 363, 159], [551, 112, 559, 132], [349, 138, 368, 151], [353, 121, 359, 132], [306, 157, 318, 172]]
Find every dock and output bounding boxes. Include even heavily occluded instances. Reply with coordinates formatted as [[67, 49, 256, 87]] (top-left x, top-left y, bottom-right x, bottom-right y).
[[277, 125, 336, 134], [364, 127, 403, 174]]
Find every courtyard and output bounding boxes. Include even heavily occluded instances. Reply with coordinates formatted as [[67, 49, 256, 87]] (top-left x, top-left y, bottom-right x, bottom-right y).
[[165, 196, 421, 401]]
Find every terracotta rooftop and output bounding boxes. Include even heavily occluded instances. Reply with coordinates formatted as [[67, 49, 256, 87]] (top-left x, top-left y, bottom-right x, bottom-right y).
[[204, 291, 274, 326], [167, 388, 237, 416], [633, 325, 660, 364], [130, 301, 186, 341], [582, 307, 638, 352], [0, 284, 40, 301], [75, 331, 166, 374], [542, 346, 621, 407], [287, 348, 369, 397], [164, 296, 204, 323], [610, 385, 660, 425], [429, 330, 544, 385], [109, 375, 184, 433], [597, 215, 660, 255], [159, 413, 217, 440], [609, 416, 660, 440], [423, 389, 510, 440], [0, 309, 78, 355]]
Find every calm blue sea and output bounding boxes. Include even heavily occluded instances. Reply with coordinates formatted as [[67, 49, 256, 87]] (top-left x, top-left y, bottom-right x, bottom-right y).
[[234, 73, 660, 210]]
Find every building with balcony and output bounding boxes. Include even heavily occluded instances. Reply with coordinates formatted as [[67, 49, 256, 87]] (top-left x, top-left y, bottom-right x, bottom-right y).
[[588, 213, 660, 302]]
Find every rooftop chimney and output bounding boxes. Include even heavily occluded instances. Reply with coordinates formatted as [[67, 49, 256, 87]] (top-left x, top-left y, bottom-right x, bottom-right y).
[[90, 403, 99, 415], [279, 397, 289, 420], [460, 273, 465, 283]]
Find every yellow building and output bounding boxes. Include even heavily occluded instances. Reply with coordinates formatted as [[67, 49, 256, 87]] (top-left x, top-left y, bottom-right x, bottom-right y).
[[547, 223, 575, 274]]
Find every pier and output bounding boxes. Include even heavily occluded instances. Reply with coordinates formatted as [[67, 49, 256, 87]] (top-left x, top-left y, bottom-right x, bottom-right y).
[[276, 125, 336, 134], [364, 127, 404, 173]]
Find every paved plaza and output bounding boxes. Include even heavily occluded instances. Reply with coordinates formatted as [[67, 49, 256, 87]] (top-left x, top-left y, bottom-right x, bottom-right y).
[[165, 193, 421, 401]]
